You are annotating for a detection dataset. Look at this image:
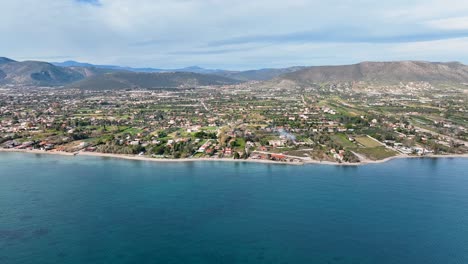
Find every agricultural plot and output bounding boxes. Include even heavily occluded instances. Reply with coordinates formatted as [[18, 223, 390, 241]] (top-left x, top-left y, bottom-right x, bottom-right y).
[[354, 147, 397, 160], [331, 134, 356, 148], [355, 136, 383, 148], [351, 135, 398, 160]]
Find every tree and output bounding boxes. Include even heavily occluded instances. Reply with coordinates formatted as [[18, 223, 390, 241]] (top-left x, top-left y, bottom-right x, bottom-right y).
[[158, 131, 168, 138], [343, 150, 360, 163]]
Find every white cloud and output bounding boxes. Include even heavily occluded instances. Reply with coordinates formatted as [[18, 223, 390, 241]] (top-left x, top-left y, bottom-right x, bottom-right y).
[[426, 17, 468, 30], [1, 0, 468, 69], [391, 37, 468, 60]]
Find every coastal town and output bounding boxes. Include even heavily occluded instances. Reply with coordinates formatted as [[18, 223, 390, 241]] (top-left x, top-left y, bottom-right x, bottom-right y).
[[0, 80, 467, 164]]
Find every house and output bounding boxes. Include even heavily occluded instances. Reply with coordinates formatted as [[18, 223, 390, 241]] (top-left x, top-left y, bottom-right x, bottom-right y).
[[198, 140, 212, 152], [130, 140, 140, 146], [44, 144, 55, 150], [205, 148, 214, 155], [269, 140, 285, 147], [17, 141, 34, 149], [224, 147, 232, 155], [333, 153, 343, 161], [270, 153, 287, 161], [85, 146, 97, 152]]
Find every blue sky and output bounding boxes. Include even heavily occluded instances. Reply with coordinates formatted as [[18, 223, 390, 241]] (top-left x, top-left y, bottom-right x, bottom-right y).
[[2, 0, 468, 69]]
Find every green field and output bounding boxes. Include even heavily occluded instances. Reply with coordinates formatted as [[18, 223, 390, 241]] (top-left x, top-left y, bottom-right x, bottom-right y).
[[331, 134, 356, 148], [354, 147, 397, 160], [192, 152, 205, 158], [355, 136, 383, 148], [232, 138, 246, 150], [410, 115, 433, 125], [201, 126, 218, 131], [120, 127, 144, 135]]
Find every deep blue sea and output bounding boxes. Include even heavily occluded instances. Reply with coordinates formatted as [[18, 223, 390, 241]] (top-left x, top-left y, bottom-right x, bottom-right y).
[[1, 152, 468, 264]]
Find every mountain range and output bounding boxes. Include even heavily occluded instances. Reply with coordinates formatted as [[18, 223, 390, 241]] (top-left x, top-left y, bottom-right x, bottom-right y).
[[0, 58, 86, 86], [2, 56, 468, 89], [281, 61, 468, 84], [67, 71, 240, 90], [52, 61, 224, 74], [52, 60, 304, 81], [0, 57, 241, 88]]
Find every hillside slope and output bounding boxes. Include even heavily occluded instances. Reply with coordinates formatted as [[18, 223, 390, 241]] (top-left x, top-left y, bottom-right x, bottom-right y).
[[216, 67, 306, 81], [0, 58, 86, 86], [280, 61, 468, 84], [53, 60, 306, 81], [67, 71, 240, 90]]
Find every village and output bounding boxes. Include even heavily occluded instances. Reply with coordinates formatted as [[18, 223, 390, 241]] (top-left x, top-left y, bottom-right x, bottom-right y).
[[0, 80, 466, 164]]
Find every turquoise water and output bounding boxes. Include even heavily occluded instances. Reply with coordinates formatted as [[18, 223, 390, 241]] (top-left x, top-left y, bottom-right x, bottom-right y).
[[1, 153, 468, 264]]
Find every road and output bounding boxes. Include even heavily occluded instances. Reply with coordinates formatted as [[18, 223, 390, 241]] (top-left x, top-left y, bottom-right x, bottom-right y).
[[200, 100, 209, 111], [301, 95, 307, 106]]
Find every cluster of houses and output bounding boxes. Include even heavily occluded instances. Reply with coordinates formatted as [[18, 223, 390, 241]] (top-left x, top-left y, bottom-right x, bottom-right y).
[[330, 148, 346, 161], [1, 80, 466, 160], [250, 152, 303, 163]]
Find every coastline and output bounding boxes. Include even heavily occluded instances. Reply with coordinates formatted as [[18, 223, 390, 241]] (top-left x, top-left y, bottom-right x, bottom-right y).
[[1, 148, 468, 166]]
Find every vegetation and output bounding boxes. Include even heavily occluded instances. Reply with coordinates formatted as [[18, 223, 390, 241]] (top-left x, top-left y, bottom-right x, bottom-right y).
[[1, 64, 466, 163]]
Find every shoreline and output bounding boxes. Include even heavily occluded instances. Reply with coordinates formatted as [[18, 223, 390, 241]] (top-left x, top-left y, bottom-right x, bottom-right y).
[[1, 148, 468, 166]]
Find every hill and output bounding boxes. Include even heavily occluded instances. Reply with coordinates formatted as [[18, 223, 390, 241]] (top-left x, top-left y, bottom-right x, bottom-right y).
[[0, 57, 16, 64], [0, 60, 86, 86], [52, 60, 304, 81], [4, 57, 468, 88], [52, 60, 164, 73], [67, 71, 240, 90], [280, 61, 468, 84], [53, 61, 227, 74], [0, 57, 123, 87], [216, 67, 306, 81]]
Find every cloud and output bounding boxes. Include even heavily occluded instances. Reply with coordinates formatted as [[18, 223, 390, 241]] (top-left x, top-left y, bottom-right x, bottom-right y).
[[2, 0, 468, 69], [426, 16, 468, 30], [75, 0, 101, 6], [391, 37, 468, 61], [168, 45, 271, 55], [15, 55, 73, 60], [208, 29, 468, 46]]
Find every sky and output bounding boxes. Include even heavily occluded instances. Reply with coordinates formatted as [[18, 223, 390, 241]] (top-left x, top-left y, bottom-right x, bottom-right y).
[[2, 0, 468, 70]]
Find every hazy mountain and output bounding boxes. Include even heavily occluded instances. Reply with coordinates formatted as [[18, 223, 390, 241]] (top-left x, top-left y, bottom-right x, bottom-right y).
[[52, 60, 303, 80], [280, 61, 468, 84], [0, 57, 16, 64], [66, 66, 116, 77], [52, 60, 164, 73], [4, 57, 468, 88], [67, 71, 240, 90], [52, 61, 227, 74], [176, 66, 227, 75], [0, 57, 126, 87], [0, 58, 86, 86], [0, 57, 239, 88], [216, 67, 307, 81]]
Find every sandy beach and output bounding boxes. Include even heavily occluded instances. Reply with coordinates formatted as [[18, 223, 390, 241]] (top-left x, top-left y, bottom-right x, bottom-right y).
[[1, 148, 468, 166]]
